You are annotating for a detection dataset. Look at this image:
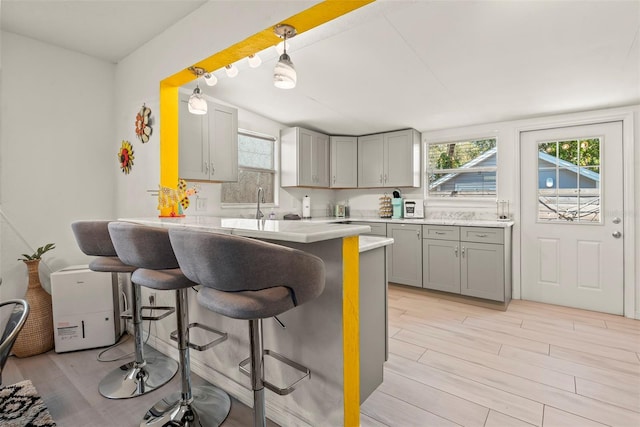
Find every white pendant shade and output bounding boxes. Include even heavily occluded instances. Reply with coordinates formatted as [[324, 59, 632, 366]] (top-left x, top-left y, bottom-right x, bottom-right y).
[[248, 54, 262, 68], [273, 53, 296, 89], [203, 72, 218, 86], [188, 87, 207, 115], [225, 64, 239, 78]]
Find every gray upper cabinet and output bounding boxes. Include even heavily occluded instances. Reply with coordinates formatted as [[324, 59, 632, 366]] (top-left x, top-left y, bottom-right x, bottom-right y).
[[330, 136, 358, 188], [358, 129, 421, 188], [387, 223, 422, 287], [179, 94, 238, 182], [281, 127, 329, 188]]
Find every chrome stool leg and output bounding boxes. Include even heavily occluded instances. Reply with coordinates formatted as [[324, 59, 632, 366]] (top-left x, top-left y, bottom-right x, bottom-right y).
[[249, 319, 266, 427], [99, 280, 178, 399], [141, 288, 231, 426]]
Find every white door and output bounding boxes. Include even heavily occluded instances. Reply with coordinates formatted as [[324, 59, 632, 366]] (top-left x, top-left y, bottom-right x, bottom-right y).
[[520, 121, 624, 315]]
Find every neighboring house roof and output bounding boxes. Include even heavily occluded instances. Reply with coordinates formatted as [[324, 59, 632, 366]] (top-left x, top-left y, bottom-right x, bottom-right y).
[[537, 151, 600, 182], [429, 147, 497, 189], [429, 148, 600, 190]]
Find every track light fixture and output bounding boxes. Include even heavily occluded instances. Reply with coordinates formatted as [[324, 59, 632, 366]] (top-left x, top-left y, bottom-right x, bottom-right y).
[[203, 72, 218, 86], [187, 67, 207, 115], [247, 54, 262, 68], [225, 64, 239, 78], [273, 24, 297, 89]]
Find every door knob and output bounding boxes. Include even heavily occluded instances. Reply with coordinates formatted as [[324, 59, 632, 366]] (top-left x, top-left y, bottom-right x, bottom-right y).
[[612, 231, 622, 238], [612, 217, 621, 224]]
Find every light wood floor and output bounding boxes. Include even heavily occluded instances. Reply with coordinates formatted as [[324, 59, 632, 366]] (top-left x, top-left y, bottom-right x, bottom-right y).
[[2, 339, 277, 427], [4, 285, 640, 426], [361, 284, 640, 427]]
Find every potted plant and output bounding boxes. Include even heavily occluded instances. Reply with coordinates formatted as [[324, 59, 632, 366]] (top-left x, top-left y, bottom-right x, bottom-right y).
[[13, 243, 56, 357]]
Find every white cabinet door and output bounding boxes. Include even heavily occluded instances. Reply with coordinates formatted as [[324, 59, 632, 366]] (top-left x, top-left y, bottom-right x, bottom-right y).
[[330, 136, 358, 188], [423, 239, 461, 293], [358, 133, 384, 187], [314, 132, 330, 187], [208, 103, 238, 182], [385, 129, 419, 187], [386, 223, 422, 287], [178, 97, 208, 180], [281, 127, 330, 188], [461, 242, 504, 301], [179, 95, 238, 182]]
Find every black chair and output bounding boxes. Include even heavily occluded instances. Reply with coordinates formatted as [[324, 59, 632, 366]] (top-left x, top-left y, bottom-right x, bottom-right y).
[[71, 220, 178, 399], [169, 229, 325, 427], [0, 299, 29, 385], [109, 222, 231, 427]]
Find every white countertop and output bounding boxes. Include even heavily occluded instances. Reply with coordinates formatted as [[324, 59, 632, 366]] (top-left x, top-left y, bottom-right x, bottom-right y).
[[302, 216, 514, 228], [359, 236, 394, 252], [119, 216, 371, 244]]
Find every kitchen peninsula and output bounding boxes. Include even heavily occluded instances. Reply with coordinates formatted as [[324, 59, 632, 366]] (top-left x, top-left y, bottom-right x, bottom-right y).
[[119, 216, 391, 427]]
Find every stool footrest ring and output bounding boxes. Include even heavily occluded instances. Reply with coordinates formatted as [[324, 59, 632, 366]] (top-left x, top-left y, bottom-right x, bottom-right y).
[[170, 322, 228, 351], [239, 349, 311, 396], [120, 305, 175, 321]]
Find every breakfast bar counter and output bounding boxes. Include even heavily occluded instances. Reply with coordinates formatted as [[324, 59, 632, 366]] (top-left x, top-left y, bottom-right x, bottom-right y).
[[119, 216, 384, 427]]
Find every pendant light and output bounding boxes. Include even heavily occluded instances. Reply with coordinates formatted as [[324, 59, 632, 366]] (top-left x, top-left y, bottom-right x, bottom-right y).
[[225, 64, 239, 78], [273, 24, 297, 89], [203, 72, 218, 86], [187, 67, 207, 115]]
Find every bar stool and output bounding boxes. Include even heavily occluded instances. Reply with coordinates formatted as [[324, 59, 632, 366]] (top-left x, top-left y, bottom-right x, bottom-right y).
[[108, 222, 231, 427], [71, 220, 178, 399], [168, 229, 325, 427]]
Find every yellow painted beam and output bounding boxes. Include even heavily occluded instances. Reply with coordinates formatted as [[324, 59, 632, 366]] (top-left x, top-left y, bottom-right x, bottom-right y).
[[158, 0, 375, 199], [342, 235, 360, 427]]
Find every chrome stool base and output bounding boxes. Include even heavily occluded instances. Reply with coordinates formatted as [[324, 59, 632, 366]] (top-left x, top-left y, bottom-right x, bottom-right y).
[[140, 385, 231, 427], [99, 346, 178, 399]]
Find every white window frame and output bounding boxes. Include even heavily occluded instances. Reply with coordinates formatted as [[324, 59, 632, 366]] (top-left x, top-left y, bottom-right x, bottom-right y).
[[424, 135, 499, 205], [221, 129, 279, 208]]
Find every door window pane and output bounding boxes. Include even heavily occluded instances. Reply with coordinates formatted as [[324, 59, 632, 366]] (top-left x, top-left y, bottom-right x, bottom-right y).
[[537, 138, 601, 222]]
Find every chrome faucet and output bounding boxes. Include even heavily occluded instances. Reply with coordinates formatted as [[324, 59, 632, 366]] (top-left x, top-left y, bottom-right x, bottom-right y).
[[256, 187, 265, 219]]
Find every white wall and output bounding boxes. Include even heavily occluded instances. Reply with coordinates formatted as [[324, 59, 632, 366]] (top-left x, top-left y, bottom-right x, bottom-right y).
[[419, 105, 639, 318], [0, 32, 116, 299], [112, 1, 321, 219]]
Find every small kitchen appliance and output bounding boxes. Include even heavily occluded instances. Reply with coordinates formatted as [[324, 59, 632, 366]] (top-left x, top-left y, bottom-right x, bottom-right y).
[[51, 265, 121, 353], [403, 199, 424, 218]]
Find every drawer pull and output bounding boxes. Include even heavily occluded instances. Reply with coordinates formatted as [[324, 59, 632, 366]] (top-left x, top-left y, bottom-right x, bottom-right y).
[[475, 233, 488, 237], [435, 231, 446, 235]]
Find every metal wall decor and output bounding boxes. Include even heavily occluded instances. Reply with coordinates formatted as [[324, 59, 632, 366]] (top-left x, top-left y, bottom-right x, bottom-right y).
[[135, 104, 152, 143], [118, 140, 134, 174]]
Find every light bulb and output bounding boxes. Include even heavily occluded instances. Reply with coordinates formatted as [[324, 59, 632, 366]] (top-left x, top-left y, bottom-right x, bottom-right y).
[[273, 53, 296, 89], [203, 72, 218, 86], [188, 86, 207, 115], [225, 64, 239, 78], [248, 54, 262, 68]]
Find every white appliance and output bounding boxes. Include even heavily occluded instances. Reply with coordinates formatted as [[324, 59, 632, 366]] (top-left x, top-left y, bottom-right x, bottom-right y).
[[51, 265, 121, 353], [403, 199, 424, 218]]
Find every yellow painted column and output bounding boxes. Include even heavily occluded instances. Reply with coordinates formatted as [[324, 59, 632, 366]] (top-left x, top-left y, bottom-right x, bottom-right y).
[[159, 83, 179, 217], [343, 235, 360, 426]]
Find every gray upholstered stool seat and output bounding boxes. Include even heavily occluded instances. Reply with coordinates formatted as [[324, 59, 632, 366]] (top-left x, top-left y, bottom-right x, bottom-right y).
[[109, 222, 231, 427], [169, 228, 325, 427], [71, 220, 178, 399]]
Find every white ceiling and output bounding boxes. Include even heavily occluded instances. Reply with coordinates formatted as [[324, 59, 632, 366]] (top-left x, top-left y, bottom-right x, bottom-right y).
[[2, 1, 639, 135]]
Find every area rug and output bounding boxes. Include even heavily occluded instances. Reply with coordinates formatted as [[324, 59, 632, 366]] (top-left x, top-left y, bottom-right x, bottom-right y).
[[0, 379, 56, 426]]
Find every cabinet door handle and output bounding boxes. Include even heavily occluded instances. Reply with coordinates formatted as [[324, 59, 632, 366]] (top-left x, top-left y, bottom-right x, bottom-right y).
[[384, 174, 388, 183], [462, 247, 466, 257], [210, 163, 215, 175], [379, 174, 383, 183], [417, 230, 420, 239], [333, 175, 336, 184], [475, 233, 488, 238], [454, 246, 458, 257], [204, 162, 209, 174]]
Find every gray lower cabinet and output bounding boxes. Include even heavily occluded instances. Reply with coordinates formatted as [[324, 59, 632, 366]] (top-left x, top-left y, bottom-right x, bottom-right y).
[[386, 223, 422, 287], [349, 221, 386, 236], [423, 225, 510, 302]]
